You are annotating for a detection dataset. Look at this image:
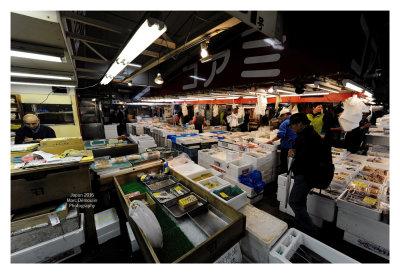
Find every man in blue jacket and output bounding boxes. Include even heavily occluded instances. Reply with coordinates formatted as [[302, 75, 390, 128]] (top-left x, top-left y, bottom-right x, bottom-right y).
[[267, 108, 296, 173]]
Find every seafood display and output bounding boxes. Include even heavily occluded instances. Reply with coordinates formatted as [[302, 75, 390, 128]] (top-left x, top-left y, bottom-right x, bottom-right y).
[[355, 172, 386, 185], [362, 166, 388, 176], [192, 173, 213, 182], [343, 189, 378, 209]]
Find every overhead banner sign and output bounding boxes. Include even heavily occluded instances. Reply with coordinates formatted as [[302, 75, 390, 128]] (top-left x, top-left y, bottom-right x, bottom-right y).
[[227, 11, 283, 41]]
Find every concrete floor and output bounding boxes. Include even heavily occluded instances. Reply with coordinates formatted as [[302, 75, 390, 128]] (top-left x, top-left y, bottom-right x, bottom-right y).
[[63, 181, 389, 264]]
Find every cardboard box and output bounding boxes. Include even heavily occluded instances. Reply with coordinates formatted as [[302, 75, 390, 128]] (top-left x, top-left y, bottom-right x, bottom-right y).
[[40, 137, 83, 147], [11, 202, 68, 233], [40, 137, 84, 155]]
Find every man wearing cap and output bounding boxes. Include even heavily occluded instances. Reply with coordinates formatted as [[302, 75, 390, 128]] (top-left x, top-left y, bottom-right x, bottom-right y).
[[287, 112, 325, 235], [307, 104, 325, 135], [15, 114, 56, 144], [267, 108, 296, 173]]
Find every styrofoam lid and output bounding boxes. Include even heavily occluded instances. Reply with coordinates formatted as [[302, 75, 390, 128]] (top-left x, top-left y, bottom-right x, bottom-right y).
[[95, 208, 119, 229]]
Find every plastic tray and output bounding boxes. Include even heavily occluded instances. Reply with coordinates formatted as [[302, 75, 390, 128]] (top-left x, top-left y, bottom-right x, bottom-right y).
[[163, 192, 207, 218], [150, 183, 191, 204], [188, 204, 232, 236], [146, 177, 178, 191]]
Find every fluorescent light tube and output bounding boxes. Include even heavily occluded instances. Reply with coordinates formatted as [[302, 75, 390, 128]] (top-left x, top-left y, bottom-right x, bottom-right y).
[[364, 90, 373, 97], [11, 72, 72, 80], [301, 92, 329, 96], [276, 89, 295, 94], [190, 75, 206, 81], [11, 50, 63, 63], [11, 81, 75, 88], [343, 79, 364, 92], [101, 19, 167, 85], [318, 87, 339, 93], [127, 63, 142, 68]]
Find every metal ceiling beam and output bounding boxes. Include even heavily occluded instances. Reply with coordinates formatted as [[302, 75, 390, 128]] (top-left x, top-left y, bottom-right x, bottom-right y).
[[66, 31, 159, 58], [73, 56, 111, 64], [66, 31, 120, 48], [61, 11, 129, 34], [82, 41, 108, 61], [77, 75, 102, 80], [154, 37, 176, 49], [122, 17, 241, 83]]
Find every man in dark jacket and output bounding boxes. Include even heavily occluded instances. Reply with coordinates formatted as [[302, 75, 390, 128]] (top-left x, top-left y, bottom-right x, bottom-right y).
[[193, 112, 205, 133], [15, 114, 56, 144], [288, 113, 326, 234], [344, 112, 371, 153]]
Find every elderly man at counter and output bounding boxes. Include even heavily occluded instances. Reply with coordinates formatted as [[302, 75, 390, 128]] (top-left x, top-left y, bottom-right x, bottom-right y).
[[15, 114, 56, 144]]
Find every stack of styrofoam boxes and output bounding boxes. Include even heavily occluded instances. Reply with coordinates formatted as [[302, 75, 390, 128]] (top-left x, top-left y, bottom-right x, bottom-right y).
[[276, 174, 337, 227], [243, 151, 277, 185], [130, 134, 157, 153], [134, 124, 145, 136], [239, 204, 288, 263], [336, 161, 390, 260], [104, 124, 119, 138], [211, 184, 248, 210], [209, 150, 240, 174], [269, 228, 359, 263], [95, 208, 121, 245]]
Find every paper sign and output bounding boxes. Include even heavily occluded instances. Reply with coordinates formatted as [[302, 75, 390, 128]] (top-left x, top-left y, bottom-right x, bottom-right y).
[[140, 175, 147, 181], [153, 193, 160, 197], [48, 213, 60, 226], [220, 192, 229, 198], [174, 187, 182, 192]]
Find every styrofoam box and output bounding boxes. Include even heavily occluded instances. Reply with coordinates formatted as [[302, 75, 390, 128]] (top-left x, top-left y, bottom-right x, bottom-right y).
[[269, 228, 359, 263], [226, 159, 253, 179], [239, 204, 288, 263], [214, 242, 243, 263], [185, 169, 221, 183], [126, 222, 139, 252], [277, 181, 337, 222], [211, 184, 247, 210], [196, 176, 231, 192], [224, 175, 264, 199], [170, 162, 206, 177], [343, 231, 389, 260], [337, 189, 382, 221], [11, 214, 85, 263], [336, 209, 389, 250], [95, 208, 120, 243], [247, 192, 264, 204]]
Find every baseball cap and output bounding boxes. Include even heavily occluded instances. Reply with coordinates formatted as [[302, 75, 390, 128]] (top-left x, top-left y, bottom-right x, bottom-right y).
[[279, 108, 291, 116]]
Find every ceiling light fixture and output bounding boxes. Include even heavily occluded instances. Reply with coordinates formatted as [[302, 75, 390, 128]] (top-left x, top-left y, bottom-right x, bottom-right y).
[[11, 72, 72, 81], [11, 50, 64, 63], [200, 41, 209, 58], [363, 90, 373, 98], [11, 81, 75, 88], [276, 89, 295, 94], [318, 86, 339, 93], [301, 92, 330, 96], [128, 82, 133, 87], [154, 73, 164, 85], [127, 63, 142, 68], [100, 19, 167, 85], [342, 79, 364, 92]]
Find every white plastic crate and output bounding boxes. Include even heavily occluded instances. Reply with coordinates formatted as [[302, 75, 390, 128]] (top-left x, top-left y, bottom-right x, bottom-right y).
[[336, 209, 389, 250], [11, 214, 85, 263], [211, 184, 247, 210], [343, 231, 389, 260], [269, 228, 359, 263], [239, 204, 288, 263], [196, 176, 231, 192]]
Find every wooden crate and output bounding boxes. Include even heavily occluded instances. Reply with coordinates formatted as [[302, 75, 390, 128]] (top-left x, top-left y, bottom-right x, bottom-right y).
[[114, 163, 246, 263]]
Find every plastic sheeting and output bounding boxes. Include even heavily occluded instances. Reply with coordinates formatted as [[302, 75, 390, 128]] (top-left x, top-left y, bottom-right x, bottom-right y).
[[182, 103, 188, 116], [213, 104, 219, 117], [339, 95, 369, 131]]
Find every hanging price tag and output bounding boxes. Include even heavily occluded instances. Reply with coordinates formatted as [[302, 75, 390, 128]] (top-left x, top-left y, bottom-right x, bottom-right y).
[[140, 175, 147, 181], [220, 192, 228, 198], [362, 196, 377, 206]]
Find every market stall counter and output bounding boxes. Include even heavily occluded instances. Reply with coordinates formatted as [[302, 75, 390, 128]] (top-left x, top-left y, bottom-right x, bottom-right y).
[[11, 150, 97, 245], [113, 163, 246, 263]]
